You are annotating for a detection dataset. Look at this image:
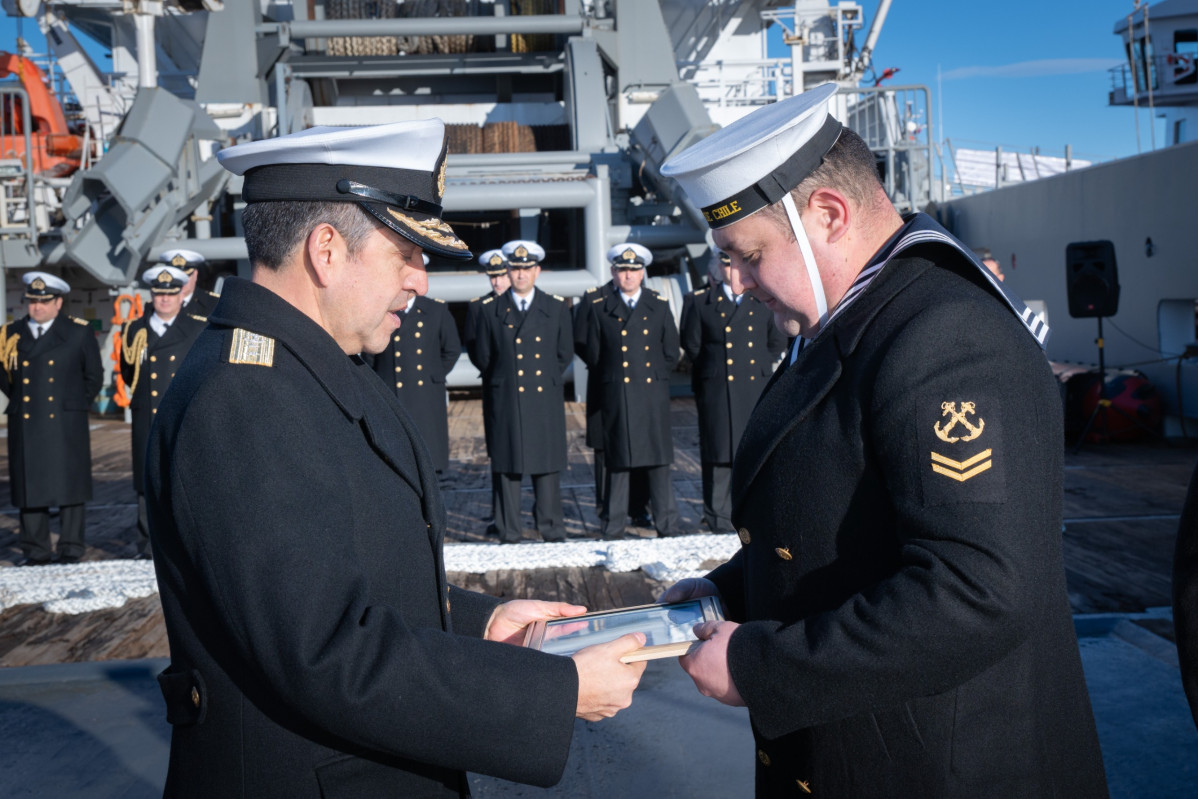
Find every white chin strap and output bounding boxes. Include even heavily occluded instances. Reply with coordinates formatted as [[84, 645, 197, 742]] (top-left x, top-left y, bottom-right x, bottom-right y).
[[781, 193, 828, 328]]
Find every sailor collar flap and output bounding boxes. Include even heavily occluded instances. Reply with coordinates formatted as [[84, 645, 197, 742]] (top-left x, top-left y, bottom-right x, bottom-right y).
[[209, 278, 365, 420]]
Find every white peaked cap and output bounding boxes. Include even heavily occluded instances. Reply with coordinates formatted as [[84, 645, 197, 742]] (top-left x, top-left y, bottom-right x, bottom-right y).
[[606, 243, 653, 267], [142, 265, 190, 294], [216, 120, 471, 260], [502, 240, 545, 264], [660, 83, 841, 228], [22, 271, 70, 296]]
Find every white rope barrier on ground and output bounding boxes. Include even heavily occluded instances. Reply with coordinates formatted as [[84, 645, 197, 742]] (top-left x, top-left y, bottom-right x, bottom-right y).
[[0, 534, 739, 615]]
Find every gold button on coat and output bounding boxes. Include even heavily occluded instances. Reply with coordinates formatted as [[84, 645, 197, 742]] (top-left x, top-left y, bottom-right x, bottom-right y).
[[738, 527, 751, 545], [757, 749, 771, 767], [775, 547, 793, 561]]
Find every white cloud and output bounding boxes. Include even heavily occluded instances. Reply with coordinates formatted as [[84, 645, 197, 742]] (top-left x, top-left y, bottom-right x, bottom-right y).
[[942, 58, 1125, 80]]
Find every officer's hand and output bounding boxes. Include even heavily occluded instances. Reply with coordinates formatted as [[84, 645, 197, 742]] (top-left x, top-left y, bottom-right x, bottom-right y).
[[484, 600, 587, 645], [679, 620, 745, 707], [572, 633, 648, 721], [658, 577, 720, 604]]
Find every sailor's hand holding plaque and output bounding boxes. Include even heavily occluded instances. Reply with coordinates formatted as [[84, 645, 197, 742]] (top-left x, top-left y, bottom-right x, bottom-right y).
[[659, 578, 745, 707]]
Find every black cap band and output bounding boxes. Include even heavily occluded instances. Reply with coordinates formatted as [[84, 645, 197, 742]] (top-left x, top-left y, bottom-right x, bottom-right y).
[[700, 115, 843, 228], [242, 163, 441, 212]]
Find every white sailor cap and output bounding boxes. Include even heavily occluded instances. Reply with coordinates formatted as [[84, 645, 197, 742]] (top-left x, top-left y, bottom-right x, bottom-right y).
[[502, 240, 545, 267], [606, 243, 652, 268], [217, 120, 472, 261], [142, 265, 190, 294], [158, 248, 206, 274], [22, 271, 70, 299], [660, 83, 842, 229], [478, 248, 509, 275]]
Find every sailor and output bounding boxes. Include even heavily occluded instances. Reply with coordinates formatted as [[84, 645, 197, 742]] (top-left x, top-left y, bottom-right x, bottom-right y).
[[679, 238, 785, 534], [147, 119, 644, 797], [0, 271, 103, 565], [368, 254, 461, 474], [465, 249, 513, 536], [466, 240, 573, 543], [578, 243, 684, 540], [159, 248, 221, 317], [659, 83, 1107, 796], [118, 264, 206, 558]]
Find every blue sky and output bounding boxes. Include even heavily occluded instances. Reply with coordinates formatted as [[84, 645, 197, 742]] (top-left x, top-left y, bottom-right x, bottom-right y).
[[813, 0, 1155, 163], [1, 1, 1158, 162]]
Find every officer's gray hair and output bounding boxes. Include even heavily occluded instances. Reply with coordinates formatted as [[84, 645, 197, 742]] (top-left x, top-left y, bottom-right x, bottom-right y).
[[758, 128, 885, 240], [242, 201, 385, 271]]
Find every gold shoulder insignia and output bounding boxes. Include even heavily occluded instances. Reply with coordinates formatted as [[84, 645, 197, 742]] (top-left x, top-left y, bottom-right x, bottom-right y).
[[481, 297, 495, 305], [207, 290, 220, 298], [188, 314, 208, 323], [693, 287, 708, 295], [585, 286, 598, 294], [592, 296, 604, 304], [72, 316, 90, 326], [227, 328, 275, 367], [553, 294, 564, 302], [434, 297, 446, 304]]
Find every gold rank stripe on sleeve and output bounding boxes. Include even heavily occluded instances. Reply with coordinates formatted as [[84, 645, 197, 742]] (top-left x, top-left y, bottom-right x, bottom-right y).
[[227, 328, 276, 367], [930, 449, 993, 482]]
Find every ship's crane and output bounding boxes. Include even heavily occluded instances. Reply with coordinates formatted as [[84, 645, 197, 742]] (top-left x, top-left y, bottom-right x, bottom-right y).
[[0, 51, 82, 177]]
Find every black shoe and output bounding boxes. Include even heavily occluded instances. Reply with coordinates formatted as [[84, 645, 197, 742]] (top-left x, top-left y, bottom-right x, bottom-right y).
[[133, 552, 153, 561], [601, 530, 626, 541], [630, 514, 652, 528], [56, 553, 82, 564], [485, 523, 500, 538], [15, 556, 53, 567]]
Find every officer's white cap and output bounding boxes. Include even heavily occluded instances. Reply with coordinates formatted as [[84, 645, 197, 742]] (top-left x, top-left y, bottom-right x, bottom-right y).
[[660, 83, 842, 229], [502, 240, 545, 266], [216, 120, 471, 261], [478, 249, 509, 275], [142, 265, 190, 294], [606, 243, 653, 268], [158, 248, 206, 274], [22, 271, 70, 297]]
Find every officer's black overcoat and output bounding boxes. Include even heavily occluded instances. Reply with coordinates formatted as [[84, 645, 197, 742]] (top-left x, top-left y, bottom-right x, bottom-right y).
[[0, 314, 102, 508], [146, 279, 577, 798], [579, 289, 679, 469], [680, 284, 785, 464], [183, 288, 220, 318], [370, 296, 461, 471], [467, 290, 572, 475], [573, 281, 616, 449], [119, 312, 206, 489], [707, 234, 1107, 797]]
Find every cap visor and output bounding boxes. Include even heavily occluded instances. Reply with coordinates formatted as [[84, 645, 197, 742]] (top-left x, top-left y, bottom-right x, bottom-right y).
[[362, 203, 473, 261]]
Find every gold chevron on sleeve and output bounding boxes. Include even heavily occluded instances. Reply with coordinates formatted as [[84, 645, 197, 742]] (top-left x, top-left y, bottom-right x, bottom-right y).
[[930, 448, 993, 482]]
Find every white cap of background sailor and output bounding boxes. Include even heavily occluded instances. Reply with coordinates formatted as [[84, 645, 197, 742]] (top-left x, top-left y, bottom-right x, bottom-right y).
[[660, 83, 841, 328]]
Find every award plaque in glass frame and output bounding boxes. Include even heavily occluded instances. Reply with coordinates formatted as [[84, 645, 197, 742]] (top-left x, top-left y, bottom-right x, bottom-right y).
[[523, 596, 724, 663]]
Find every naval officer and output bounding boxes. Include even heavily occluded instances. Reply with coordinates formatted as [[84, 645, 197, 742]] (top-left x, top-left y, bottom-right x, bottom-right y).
[[147, 119, 645, 798], [579, 243, 684, 540], [159, 248, 221, 318], [119, 265, 207, 557], [680, 243, 785, 533], [467, 240, 573, 543], [0, 271, 103, 565], [369, 254, 461, 473], [659, 83, 1108, 797]]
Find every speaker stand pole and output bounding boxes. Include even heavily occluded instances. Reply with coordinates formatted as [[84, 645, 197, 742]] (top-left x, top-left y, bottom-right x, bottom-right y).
[[1073, 316, 1109, 453]]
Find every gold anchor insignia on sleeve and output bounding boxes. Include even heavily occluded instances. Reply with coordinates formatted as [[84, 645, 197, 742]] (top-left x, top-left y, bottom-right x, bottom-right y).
[[934, 401, 985, 443]]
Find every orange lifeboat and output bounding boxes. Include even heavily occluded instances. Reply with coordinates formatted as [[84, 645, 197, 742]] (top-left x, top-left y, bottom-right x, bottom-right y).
[[0, 52, 83, 178]]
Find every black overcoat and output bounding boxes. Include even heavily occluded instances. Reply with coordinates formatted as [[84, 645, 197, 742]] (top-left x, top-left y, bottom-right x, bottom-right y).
[[146, 279, 577, 798], [680, 284, 785, 464], [573, 281, 616, 449], [579, 288, 679, 469], [0, 314, 102, 507], [1174, 461, 1198, 730], [467, 289, 572, 475], [370, 296, 461, 472], [119, 312, 206, 489], [183, 288, 220, 318], [706, 240, 1107, 797]]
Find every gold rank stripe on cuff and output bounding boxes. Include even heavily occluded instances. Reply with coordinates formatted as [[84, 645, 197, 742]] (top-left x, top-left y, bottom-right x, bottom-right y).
[[930, 448, 993, 482]]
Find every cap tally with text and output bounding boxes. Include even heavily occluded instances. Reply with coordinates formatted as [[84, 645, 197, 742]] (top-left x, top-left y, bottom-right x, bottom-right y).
[[501, 240, 545, 266], [142, 265, 190, 295], [216, 120, 472, 260], [606, 243, 653, 268], [22, 271, 70, 299], [660, 83, 842, 229], [478, 248, 509, 276], [158, 248, 205, 275]]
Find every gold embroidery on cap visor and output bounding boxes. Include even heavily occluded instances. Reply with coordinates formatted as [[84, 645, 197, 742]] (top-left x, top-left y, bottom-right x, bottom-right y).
[[382, 207, 469, 252], [436, 158, 447, 199]]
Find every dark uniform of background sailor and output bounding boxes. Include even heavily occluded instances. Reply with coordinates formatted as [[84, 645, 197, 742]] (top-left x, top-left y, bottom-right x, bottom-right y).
[[370, 254, 461, 473], [119, 264, 206, 558], [467, 240, 573, 543], [467, 249, 513, 537], [580, 243, 684, 540], [0, 271, 102, 565], [680, 244, 785, 533], [160, 248, 221, 318]]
